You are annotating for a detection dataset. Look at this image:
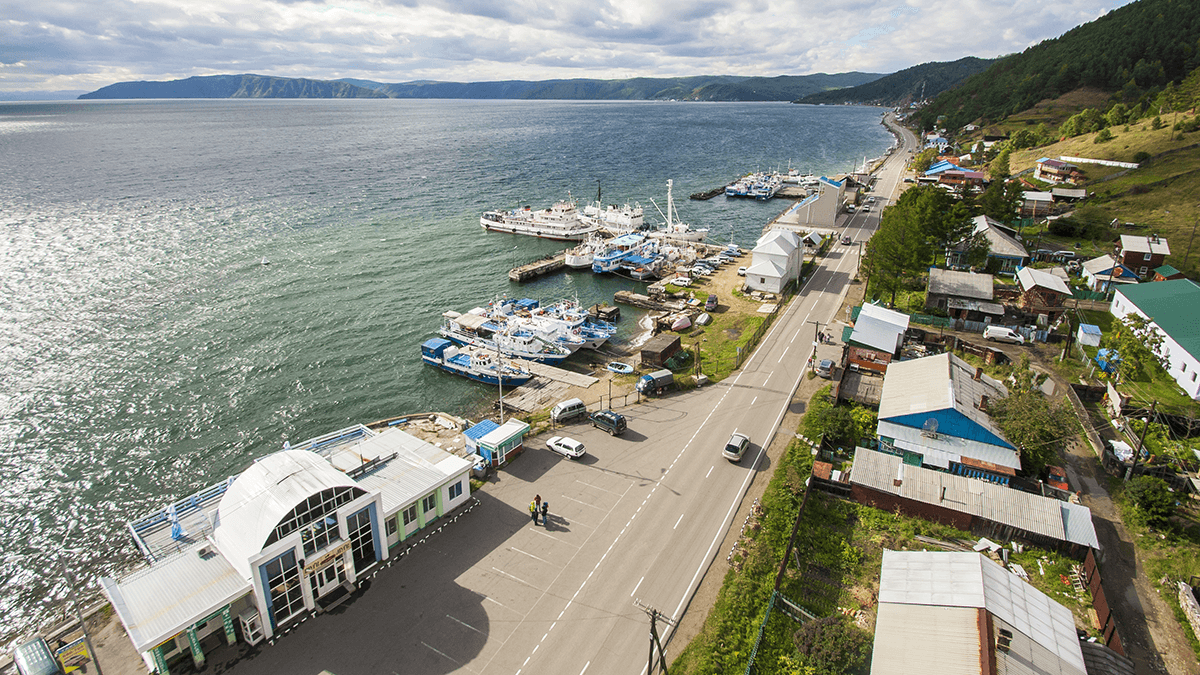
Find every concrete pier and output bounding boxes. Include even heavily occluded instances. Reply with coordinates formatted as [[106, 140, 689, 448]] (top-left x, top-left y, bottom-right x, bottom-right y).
[[509, 252, 567, 282]]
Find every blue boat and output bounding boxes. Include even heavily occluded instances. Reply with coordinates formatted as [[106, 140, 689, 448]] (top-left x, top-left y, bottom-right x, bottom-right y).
[[421, 338, 534, 387]]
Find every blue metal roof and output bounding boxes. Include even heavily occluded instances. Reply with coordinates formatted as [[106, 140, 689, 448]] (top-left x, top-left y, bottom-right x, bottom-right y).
[[516, 298, 539, 310], [1079, 324, 1101, 336], [423, 337, 452, 350], [624, 255, 655, 265], [464, 419, 501, 440]]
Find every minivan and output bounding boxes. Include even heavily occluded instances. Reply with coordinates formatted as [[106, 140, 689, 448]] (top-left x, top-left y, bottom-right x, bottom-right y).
[[550, 398, 588, 423], [590, 409, 627, 436], [983, 325, 1024, 345], [705, 294, 718, 311]]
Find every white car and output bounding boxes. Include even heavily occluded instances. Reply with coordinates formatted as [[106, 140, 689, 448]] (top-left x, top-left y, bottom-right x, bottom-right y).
[[737, 266, 747, 276], [546, 436, 586, 459], [983, 326, 1024, 345]]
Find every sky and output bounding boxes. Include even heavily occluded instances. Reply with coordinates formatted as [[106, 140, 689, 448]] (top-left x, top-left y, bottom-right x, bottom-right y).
[[1, 0, 1137, 94]]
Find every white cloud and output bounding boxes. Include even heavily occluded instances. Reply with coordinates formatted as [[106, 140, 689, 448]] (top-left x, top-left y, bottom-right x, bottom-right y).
[[0, 0, 1136, 93]]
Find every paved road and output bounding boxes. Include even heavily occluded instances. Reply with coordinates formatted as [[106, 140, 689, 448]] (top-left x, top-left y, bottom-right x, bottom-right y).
[[221, 114, 915, 675]]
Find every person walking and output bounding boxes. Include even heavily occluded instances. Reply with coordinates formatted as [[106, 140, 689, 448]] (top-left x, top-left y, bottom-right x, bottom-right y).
[[540, 500, 549, 526], [533, 495, 542, 525], [530, 498, 539, 525]]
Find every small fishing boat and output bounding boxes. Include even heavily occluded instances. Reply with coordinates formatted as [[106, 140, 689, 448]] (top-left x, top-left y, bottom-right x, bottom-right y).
[[696, 313, 712, 326], [671, 315, 692, 331], [421, 338, 534, 387], [606, 362, 634, 374]]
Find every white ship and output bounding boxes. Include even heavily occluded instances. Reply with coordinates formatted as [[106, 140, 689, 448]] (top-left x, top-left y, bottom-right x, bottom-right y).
[[649, 180, 708, 243], [564, 234, 606, 269], [581, 201, 645, 235], [480, 197, 600, 241]]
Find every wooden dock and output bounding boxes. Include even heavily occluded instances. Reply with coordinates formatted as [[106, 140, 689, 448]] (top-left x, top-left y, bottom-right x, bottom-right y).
[[509, 252, 567, 283], [501, 378, 570, 413], [613, 290, 687, 312], [512, 359, 598, 387]]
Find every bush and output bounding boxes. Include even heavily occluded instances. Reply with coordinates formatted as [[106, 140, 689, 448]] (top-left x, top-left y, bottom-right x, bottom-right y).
[[1133, 151, 1151, 163], [1094, 128, 1114, 143], [793, 616, 872, 675], [1126, 476, 1175, 527]]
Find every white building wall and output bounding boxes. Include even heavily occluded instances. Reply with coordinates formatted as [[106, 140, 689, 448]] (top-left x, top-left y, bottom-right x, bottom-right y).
[[1111, 292, 1200, 399]]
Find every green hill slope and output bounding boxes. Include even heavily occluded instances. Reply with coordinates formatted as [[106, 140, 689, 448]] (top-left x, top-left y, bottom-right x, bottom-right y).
[[79, 74, 387, 99], [915, 0, 1200, 130], [795, 57, 997, 106]]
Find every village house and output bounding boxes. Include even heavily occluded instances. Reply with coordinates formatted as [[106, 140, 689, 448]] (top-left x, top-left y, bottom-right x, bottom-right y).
[[1118, 234, 1171, 279], [1019, 191, 1053, 218], [1152, 265, 1185, 281], [876, 352, 1021, 484], [947, 215, 1029, 275], [1016, 265, 1071, 321], [844, 303, 910, 374], [1081, 254, 1139, 292], [744, 229, 801, 294], [1111, 279, 1200, 400], [1033, 157, 1082, 184], [924, 268, 1003, 323]]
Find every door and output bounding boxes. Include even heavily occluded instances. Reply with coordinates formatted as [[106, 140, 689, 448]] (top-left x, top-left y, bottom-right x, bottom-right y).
[[310, 560, 346, 599]]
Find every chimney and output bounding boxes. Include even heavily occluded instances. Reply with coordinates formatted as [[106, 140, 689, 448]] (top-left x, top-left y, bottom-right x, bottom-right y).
[[893, 464, 904, 487], [974, 367, 983, 381], [978, 395, 989, 412]]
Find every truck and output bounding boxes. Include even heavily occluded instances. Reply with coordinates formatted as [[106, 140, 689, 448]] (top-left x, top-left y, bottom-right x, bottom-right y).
[[636, 369, 674, 395]]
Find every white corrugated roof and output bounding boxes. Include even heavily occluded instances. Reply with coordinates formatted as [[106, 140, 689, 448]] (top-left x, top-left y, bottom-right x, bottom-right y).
[[851, 305, 909, 353], [869, 603, 982, 675], [757, 229, 800, 250], [354, 429, 473, 515], [1120, 234, 1170, 256], [101, 542, 251, 652], [928, 268, 994, 300], [878, 420, 1021, 471], [1017, 266, 1070, 295], [878, 352, 1009, 444], [745, 259, 786, 277], [877, 550, 1086, 675]]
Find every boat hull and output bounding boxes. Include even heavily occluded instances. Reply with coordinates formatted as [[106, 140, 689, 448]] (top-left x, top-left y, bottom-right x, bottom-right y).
[[421, 354, 533, 387]]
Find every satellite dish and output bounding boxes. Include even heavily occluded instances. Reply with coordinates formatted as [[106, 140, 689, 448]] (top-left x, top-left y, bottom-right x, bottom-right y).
[[922, 418, 939, 437]]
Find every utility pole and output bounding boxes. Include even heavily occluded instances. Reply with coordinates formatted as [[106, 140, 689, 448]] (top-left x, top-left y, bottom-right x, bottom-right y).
[[806, 320, 823, 371], [1126, 399, 1158, 481], [61, 522, 104, 675], [634, 600, 676, 674], [1185, 218, 1198, 267]]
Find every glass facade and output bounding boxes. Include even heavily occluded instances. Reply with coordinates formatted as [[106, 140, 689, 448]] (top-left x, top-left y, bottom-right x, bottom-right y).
[[347, 507, 376, 574], [263, 550, 304, 627]]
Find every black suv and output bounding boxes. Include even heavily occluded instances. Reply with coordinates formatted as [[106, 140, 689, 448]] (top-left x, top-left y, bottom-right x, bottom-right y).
[[590, 410, 628, 436]]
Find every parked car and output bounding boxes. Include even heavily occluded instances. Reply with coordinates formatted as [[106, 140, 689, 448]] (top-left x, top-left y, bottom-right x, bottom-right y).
[[590, 409, 627, 436], [722, 432, 751, 462], [983, 325, 1025, 345], [546, 436, 586, 459], [550, 397, 588, 423], [868, 196, 876, 203], [840, 235, 852, 245], [705, 294, 719, 311], [737, 266, 746, 276], [816, 359, 835, 378]]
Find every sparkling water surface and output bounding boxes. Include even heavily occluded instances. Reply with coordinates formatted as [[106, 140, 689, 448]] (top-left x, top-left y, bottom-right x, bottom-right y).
[[0, 98, 892, 639]]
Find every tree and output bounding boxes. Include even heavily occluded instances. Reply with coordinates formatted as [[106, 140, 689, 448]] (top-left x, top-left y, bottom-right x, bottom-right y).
[[1095, 128, 1114, 143], [1126, 476, 1175, 527], [989, 148, 1011, 181], [911, 147, 937, 173], [1105, 103, 1129, 127], [976, 180, 1021, 223], [989, 356, 1078, 474], [863, 192, 935, 306], [1100, 314, 1167, 383]]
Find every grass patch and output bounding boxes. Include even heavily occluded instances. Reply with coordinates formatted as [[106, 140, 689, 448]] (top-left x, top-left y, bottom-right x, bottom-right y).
[[1108, 478, 1200, 661]]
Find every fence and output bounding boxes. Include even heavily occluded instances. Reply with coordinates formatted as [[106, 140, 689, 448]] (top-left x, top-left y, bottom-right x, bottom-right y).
[[1072, 288, 1108, 301], [1083, 548, 1126, 656]]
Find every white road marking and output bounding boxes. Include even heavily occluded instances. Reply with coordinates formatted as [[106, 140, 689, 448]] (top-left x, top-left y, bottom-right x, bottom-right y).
[[706, 466, 713, 478], [446, 614, 485, 635], [674, 513, 685, 530], [559, 494, 606, 510], [631, 575, 644, 597], [509, 547, 552, 565], [579, 662, 591, 675], [422, 641, 460, 664], [528, 528, 581, 547]]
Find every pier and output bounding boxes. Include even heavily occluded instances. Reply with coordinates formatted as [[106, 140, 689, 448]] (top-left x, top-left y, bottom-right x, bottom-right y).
[[509, 252, 567, 282], [613, 290, 688, 312]]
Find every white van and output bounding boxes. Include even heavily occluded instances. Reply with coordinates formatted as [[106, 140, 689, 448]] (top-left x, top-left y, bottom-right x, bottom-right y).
[[550, 398, 588, 423], [983, 326, 1024, 345]]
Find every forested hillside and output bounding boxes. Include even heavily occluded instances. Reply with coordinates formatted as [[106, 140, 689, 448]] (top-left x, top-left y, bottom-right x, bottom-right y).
[[915, 0, 1200, 130], [795, 57, 996, 106], [79, 74, 387, 99]]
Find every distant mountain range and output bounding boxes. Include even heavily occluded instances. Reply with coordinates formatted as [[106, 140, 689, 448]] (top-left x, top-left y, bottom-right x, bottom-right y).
[[78, 72, 884, 102], [794, 57, 998, 107]]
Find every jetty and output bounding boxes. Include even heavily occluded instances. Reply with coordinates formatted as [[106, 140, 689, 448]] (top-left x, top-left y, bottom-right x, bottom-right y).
[[512, 359, 598, 387], [613, 290, 687, 312], [689, 187, 723, 200], [509, 252, 566, 282]]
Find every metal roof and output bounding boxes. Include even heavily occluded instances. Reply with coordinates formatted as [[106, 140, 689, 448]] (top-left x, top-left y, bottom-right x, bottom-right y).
[[1017, 266, 1070, 295], [101, 541, 251, 652], [353, 429, 472, 515], [869, 603, 982, 675], [1154, 264, 1181, 277], [464, 419, 501, 440], [745, 259, 786, 277], [1115, 279, 1200, 360], [850, 449, 1100, 550], [928, 268, 994, 300], [970, 215, 1028, 260], [946, 298, 1005, 315], [878, 352, 1010, 448], [479, 418, 530, 447], [1119, 234, 1170, 256], [877, 550, 1086, 675], [1022, 191, 1054, 202], [213, 450, 363, 581], [850, 304, 909, 353], [878, 420, 1021, 471], [757, 229, 799, 250]]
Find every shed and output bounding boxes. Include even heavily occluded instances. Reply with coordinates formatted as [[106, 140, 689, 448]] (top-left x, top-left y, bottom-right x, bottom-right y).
[[1096, 348, 1121, 374], [1077, 324, 1102, 347], [640, 333, 681, 367], [474, 419, 530, 467]]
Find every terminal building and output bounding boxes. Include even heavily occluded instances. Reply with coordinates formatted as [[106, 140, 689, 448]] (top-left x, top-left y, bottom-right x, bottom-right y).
[[101, 423, 473, 674]]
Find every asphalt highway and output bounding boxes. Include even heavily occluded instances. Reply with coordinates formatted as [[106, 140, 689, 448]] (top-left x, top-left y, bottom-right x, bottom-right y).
[[227, 113, 917, 675]]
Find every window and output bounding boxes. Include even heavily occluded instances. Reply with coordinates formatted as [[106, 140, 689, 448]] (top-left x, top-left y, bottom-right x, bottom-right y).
[[402, 504, 418, 525], [346, 508, 376, 574], [386, 517, 397, 536], [448, 481, 463, 500], [263, 550, 305, 625], [422, 494, 437, 514], [1193, 372, 1197, 382], [1144, 252, 1152, 261], [299, 515, 341, 556], [267, 485, 365, 547], [1139, 266, 1148, 276]]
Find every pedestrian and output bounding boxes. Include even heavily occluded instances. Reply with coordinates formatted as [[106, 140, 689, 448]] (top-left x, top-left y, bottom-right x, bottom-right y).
[[534, 495, 542, 525], [530, 498, 539, 525], [540, 500, 549, 526]]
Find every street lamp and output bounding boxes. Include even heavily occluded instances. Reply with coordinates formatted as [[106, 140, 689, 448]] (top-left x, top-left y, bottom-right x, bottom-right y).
[[61, 521, 104, 675]]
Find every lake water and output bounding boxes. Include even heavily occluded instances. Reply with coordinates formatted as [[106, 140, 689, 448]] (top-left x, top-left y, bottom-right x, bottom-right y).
[[0, 98, 893, 639]]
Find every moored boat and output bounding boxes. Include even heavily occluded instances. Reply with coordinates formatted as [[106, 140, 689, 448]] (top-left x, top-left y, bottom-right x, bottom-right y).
[[440, 309, 572, 364], [606, 362, 634, 374], [421, 338, 534, 387], [480, 197, 599, 241]]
